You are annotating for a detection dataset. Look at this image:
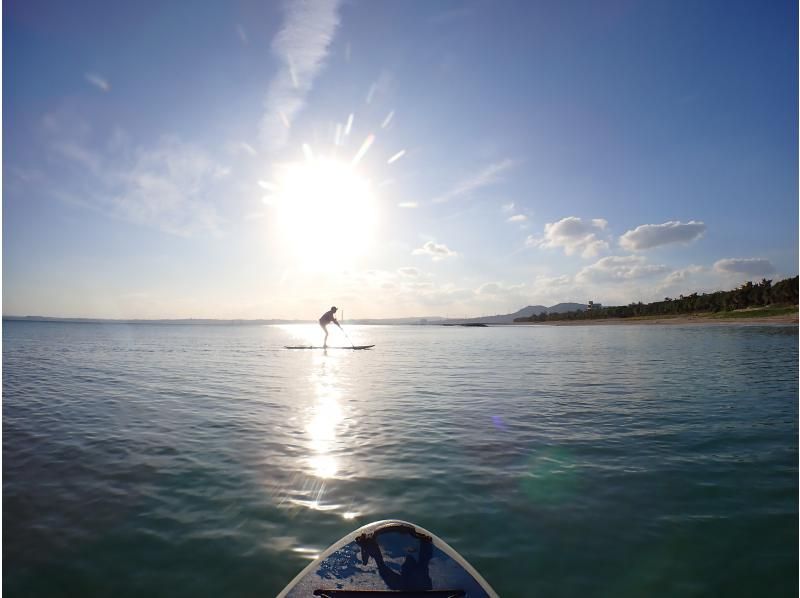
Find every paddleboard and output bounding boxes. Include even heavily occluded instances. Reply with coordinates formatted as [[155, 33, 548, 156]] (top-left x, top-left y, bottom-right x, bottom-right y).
[[285, 345, 375, 350], [278, 519, 498, 597]]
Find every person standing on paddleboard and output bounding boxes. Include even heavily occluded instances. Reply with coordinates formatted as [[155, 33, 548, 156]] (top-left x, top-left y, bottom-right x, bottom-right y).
[[319, 306, 341, 348]]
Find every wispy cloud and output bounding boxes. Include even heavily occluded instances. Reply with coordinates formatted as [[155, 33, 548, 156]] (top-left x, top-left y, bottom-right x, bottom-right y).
[[366, 70, 393, 104], [108, 136, 228, 237], [51, 141, 102, 173], [398, 201, 418, 208], [259, 0, 343, 152], [412, 240, 458, 261], [433, 158, 516, 203], [236, 24, 248, 44], [507, 214, 527, 223], [43, 110, 229, 237], [619, 220, 706, 251], [85, 73, 110, 92], [428, 6, 476, 25]]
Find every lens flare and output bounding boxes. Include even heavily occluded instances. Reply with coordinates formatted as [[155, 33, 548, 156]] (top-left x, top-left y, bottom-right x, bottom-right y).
[[520, 447, 580, 505]]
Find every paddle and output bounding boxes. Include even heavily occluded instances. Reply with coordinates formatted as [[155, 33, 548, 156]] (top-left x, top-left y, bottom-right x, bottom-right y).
[[340, 325, 355, 349]]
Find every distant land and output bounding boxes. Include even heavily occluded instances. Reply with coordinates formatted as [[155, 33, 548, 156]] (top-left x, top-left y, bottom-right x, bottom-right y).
[[436, 303, 587, 325], [1, 316, 300, 326], [2, 303, 587, 326]]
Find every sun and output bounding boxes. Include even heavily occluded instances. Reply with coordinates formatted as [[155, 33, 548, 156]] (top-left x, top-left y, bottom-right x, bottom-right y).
[[267, 156, 378, 268]]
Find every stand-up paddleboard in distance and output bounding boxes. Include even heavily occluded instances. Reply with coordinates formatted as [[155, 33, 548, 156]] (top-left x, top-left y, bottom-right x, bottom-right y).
[[284, 345, 375, 350], [278, 519, 498, 597]]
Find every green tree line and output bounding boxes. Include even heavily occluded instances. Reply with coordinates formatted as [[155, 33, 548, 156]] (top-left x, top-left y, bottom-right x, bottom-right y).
[[515, 276, 799, 322]]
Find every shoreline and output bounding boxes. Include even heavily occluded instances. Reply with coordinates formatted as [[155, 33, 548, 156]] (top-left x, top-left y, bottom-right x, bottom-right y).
[[516, 313, 798, 326]]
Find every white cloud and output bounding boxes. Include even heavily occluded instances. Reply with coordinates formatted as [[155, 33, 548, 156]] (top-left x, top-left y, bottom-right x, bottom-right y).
[[471, 281, 534, 312], [714, 258, 775, 277], [577, 255, 669, 283], [433, 159, 515, 203], [85, 73, 110, 92], [477, 282, 503, 295], [398, 201, 418, 208], [528, 274, 586, 306], [507, 214, 527, 223], [661, 265, 706, 286], [398, 267, 420, 278], [619, 220, 706, 251], [259, 0, 342, 151], [535, 274, 574, 287], [412, 241, 458, 261], [343, 268, 474, 312], [501, 202, 515, 212], [476, 281, 527, 296], [654, 265, 714, 299], [535, 216, 610, 258]]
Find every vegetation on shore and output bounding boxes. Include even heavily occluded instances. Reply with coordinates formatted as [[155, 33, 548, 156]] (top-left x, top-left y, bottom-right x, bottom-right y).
[[705, 306, 798, 319], [514, 276, 799, 323]]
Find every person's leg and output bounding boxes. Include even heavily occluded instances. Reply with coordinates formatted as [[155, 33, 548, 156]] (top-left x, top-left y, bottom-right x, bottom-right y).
[[322, 324, 329, 347]]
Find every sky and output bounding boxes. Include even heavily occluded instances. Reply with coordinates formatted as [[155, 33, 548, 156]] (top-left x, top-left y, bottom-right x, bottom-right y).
[[3, 0, 798, 320]]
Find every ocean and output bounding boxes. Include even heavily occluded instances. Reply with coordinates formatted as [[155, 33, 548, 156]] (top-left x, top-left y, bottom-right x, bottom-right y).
[[3, 321, 798, 597]]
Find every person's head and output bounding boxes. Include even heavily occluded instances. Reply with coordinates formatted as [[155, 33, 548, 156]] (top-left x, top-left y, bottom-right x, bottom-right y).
[[331, 306, 338, 312]]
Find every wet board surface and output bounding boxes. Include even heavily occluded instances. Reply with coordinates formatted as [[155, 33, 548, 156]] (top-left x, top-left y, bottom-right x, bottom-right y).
[[284, 345, 375, 350], [278, 520, 498, 598]]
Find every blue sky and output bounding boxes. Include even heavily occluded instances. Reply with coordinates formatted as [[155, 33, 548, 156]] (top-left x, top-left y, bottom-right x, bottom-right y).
[[4, 0, 798, 319]]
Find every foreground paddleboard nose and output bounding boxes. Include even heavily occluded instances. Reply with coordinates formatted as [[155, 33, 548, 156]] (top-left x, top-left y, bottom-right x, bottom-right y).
[[278, 519, 498, 598]]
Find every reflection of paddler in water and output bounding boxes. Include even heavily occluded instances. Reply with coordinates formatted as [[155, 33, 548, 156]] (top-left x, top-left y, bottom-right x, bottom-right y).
[[357, 531, 433, 591], [319, 306, 341, 349]]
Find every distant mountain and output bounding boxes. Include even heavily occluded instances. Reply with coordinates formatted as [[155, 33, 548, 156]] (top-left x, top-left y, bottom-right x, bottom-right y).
[[547, 303, 587, 314]]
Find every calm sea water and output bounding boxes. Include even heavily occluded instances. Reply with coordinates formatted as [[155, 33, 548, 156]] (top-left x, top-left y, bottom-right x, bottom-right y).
[[3, 321, 798, 597]]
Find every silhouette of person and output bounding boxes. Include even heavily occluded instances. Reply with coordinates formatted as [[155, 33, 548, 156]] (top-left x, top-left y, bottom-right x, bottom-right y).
[[358, 533, 433, 591], [319, 306, 341, 349]]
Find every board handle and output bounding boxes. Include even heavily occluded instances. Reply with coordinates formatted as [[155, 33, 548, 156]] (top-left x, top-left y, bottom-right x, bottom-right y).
[[355, 522, 433, 544]]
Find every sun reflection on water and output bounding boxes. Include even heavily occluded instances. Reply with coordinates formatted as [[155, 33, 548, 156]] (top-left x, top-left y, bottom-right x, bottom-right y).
[[274, 326, 366, 524], [306, 356, 345, 479]]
